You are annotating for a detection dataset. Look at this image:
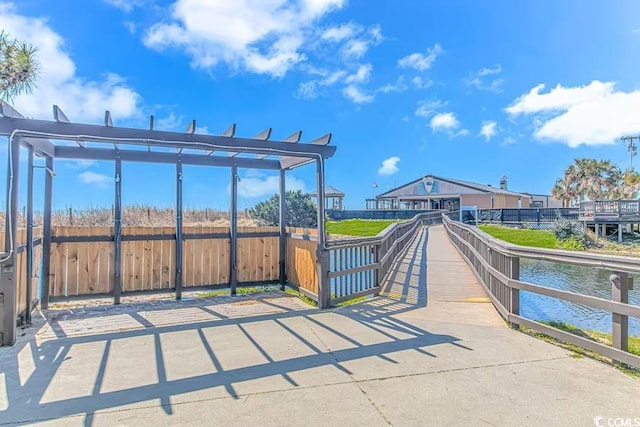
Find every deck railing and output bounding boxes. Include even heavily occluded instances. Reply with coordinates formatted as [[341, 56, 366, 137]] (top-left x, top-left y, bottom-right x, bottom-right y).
[[442, 214, 640, 368], [580, 200, 640, 221], [323, 211, 443, 305]]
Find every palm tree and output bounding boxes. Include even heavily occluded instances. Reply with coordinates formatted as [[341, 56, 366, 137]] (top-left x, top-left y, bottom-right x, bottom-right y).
[[0, 30, 39, 100], [551, 177, 577, 207]]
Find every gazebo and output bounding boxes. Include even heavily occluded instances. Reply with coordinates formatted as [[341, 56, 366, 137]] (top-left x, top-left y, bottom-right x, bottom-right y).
[[310, 186, 345, 210], [0, 101, 336, 345]]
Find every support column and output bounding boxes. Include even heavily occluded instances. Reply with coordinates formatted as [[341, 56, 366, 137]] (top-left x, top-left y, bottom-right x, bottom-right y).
[[113, 155, 122, 305], [230, 165, 238, 295], [595, 223, 599, 240], [175, 159, 183, 300], [279, 169, 286, 290], [40, 157, 53, 310], [618, 223, 623, 243], [1, 135, 20, 345], [611, 272, 629, 354], [315, 158, 330, 309], [25, 146, 34, 324], [508, 256, 520, 329]]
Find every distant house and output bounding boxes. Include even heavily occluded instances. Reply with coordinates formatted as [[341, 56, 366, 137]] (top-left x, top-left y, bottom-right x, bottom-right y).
[[367, 175, 533, 210], [526, 193, 564, 208]]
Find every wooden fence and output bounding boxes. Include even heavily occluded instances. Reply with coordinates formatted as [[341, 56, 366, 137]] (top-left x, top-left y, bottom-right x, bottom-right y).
[[443, 214, 640, 369], [285, 228, 318, 301], [0, 229, 42, 318], [47, 226, 281, 297]]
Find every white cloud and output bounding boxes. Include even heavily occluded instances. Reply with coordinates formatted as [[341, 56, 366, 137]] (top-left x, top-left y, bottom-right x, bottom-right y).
[[345, 64, 372, 84], [502, 136, 517, 146], [63, 159, 97, 170], [378, 156, 400, 176], [430, 112, 465, 135], [78, 171, 110, 188], [415, 99, 445, 117], [377, 76, 407, 94], [398, 44, 443, 71], [322, 23, 358, 42], [506, 80, 640, 147], [411, 76, 433, 89], [237, 172, 305, 198], [633, 28, 640, 35], [466, 64, 503, 92], [144, 0, 346, 77], [479, 121, 498, 141], [0, 4, 141, 123], [342, 85, 374, 104], [342, 39, 369, 59], [103, 0, 147, 12], [156, 113, 185, 130], [295, 81, 319, 99]]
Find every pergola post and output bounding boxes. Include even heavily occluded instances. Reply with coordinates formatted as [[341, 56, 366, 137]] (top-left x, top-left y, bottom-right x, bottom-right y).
[[279, 169, 286, 290], [113, 154, 122, 305], [315, 158, 330, 309], [25, 146, 34, 324], [1, 135, 20, 345], [175, 159, 183, 300], [40, 156, 53, 310], [230, 165, 238, 295]]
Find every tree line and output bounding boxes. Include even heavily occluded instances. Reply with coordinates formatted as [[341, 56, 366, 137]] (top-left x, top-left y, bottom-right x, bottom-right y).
[[552, 158, 640, 207]]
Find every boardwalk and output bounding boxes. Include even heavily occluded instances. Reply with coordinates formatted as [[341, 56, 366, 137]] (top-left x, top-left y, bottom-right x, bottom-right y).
[[0, 225, 639, 426]]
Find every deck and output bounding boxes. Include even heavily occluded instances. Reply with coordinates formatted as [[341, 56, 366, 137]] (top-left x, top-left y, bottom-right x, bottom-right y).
[[579, 200, 640, 223], [1, 225, 638, 425]]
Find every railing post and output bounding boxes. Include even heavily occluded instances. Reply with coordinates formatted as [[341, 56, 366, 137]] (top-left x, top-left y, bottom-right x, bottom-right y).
[[508, 256, 520, 329], [610, 272, 629, 353]]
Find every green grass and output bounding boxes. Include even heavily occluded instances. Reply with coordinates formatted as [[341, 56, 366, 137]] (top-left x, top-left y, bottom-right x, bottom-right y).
[[197, 285, 278, 298], [284, 287, 318, 307], [523, 321, 640, 377], [326, 219, 397, 237], [479, 225, 558, 249]]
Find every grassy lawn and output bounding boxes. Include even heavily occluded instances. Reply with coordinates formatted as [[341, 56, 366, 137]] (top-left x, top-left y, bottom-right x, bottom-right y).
[[524, 321, 640, 377], [326, 219, 397, 237], [479, 224, 558, 249]]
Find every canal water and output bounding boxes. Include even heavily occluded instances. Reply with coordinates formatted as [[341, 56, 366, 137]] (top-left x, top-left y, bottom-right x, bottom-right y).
[[519, 259, 640, 336]]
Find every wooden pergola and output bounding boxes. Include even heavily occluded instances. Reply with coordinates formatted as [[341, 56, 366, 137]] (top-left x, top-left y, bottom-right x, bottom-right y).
[[0, 101, 336, 346]]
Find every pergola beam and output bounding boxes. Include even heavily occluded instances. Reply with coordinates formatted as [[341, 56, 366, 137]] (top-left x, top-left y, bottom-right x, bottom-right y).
[[0, 117, 336, 158], [54, 146, 283, 170]]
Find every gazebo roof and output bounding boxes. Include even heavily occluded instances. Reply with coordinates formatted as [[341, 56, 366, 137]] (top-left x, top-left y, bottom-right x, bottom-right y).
[[309, 186, 344, 197]]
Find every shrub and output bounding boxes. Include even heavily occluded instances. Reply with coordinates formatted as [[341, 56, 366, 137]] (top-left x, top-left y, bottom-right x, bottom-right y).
[[556, 236, 586, 251], [552, 218, 584, 240], [248, 190, 317, 227], [552, 219, 592, 249]]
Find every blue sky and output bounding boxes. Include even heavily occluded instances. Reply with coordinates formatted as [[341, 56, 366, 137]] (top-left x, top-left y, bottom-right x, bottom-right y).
[[2, 0, 640, 211]]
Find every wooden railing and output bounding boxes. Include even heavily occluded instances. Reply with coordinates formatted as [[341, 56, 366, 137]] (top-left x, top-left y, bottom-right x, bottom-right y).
[[442, 214, 640, 368], [580, 200, 640, 221], [324, 211, 443, 305]]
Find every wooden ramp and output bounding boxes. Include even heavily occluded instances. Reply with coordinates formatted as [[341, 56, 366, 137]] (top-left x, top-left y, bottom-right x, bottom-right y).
[[380, 224, 491, 307]]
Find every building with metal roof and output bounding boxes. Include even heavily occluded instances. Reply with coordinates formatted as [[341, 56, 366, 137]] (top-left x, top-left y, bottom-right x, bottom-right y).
[[366, 175, 533, 210]]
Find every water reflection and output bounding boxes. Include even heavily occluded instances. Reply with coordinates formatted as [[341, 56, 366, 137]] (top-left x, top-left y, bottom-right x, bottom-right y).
[[519, 259, 640, 336]]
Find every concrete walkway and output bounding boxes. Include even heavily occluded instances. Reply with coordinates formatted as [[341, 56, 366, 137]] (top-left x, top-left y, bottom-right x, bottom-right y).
[[1, 225, 639, 426]]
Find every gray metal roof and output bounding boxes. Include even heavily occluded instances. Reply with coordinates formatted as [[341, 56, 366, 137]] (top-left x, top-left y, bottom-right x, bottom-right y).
[[376, 175, 533, 199], [309, 186, 344, 197]]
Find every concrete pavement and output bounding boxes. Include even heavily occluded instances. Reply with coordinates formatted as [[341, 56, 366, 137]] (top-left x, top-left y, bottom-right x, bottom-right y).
[[0, 225, 638, 426]]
